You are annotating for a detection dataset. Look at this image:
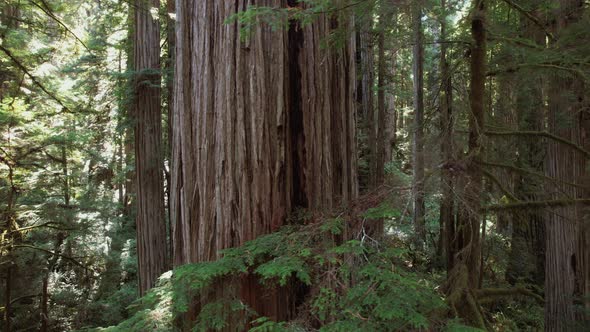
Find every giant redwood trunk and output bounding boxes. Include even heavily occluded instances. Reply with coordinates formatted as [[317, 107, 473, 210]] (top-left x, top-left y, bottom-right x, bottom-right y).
[[170, 0, 357, 324], [545, 0, 587, 329], [133, 0, 168, 296]]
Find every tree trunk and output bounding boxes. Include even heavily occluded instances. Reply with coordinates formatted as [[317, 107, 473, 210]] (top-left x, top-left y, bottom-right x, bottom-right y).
[[384, 48, 397, 163], [359, 20, 375, 190], [505, 4, 545, 287], [170, 0, 357, 326], [123, 0, 136, 220], [0, 1, 19, 101], [445, 0, 486, 328], [165, 0, 175, 269], [374, 14, 389, 187], [439, 0, 455, 271], [412, 2, 426, 242], [545, 0, 587, 329], [463, 0, 486, 292], [133, 0, 168, 296], [4, 266, 11, 332]]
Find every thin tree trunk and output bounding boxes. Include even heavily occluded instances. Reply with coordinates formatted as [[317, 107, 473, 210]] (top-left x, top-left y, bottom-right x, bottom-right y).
[[384, 48, 397, 162], [40, 146, 69, 331], [439, 0, 455, 270], [463, 0, 486, 291], [133, 0, 167, 296], [412, 2, 426, 242], [3, 156, 16, 332], [4, 266, 11, 332], [375, 22, 386, 186], [165, 0, 175, 270], [123, 1, 136, 219], [445, 0, 486, 327]]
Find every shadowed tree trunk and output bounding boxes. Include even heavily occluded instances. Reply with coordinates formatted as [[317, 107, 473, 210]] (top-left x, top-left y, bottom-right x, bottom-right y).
[[412, 1, 426, 242], [544, 0, 587, 330], [384, 48, 397, 162], [359, 16, 375, 190], [133, 0, 168, 296], [505, 3, 545, 287], [445, 0, 486, 327], [464, 0, 486, 293], [165, 0, 175, 266], [375, 18, 386, 187], [1, 7, 19, 330], [438, 0, 455, 269], [170, 0, 357, 326]]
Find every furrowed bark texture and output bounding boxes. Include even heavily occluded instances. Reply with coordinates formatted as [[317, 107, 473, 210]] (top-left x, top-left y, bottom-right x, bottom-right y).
[[545, 0, 587, 330], [359, 21, 375, 190], [171, 0, 357, 323], [133, 0, 168, 296]]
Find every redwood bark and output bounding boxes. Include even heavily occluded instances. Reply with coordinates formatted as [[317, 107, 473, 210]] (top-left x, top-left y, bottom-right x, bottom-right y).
[[133, 0, 168, 296], [359, 20, 375, 190], [170, 0, 357, 325], [545, 0, 587, 329]]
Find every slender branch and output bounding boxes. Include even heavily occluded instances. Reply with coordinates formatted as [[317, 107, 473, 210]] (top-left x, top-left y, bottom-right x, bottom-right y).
[[306, 0, 371, 14], [29, 0, 92, 53], [483, 199, 590, 211], [481, 168, 519, 202], [10, 294, 41, 305], [479, 160, 586, 189], [487, 62, 588, 77], [0, 44, 71, 112], [12, 222, 76, 233], [485, 130, 590, 157], [12, 245, 87, 269], [498, 0, 555, 42]]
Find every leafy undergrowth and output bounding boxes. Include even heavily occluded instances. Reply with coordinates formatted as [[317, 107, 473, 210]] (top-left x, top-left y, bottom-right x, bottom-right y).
[[90, 203, 479, 332]]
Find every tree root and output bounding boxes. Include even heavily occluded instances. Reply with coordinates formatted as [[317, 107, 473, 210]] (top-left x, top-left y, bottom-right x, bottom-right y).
[[444, 263, 487, 329]]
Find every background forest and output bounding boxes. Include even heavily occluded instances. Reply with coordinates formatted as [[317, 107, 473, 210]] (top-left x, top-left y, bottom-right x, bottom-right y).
[[0, 0, 588, 331]]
